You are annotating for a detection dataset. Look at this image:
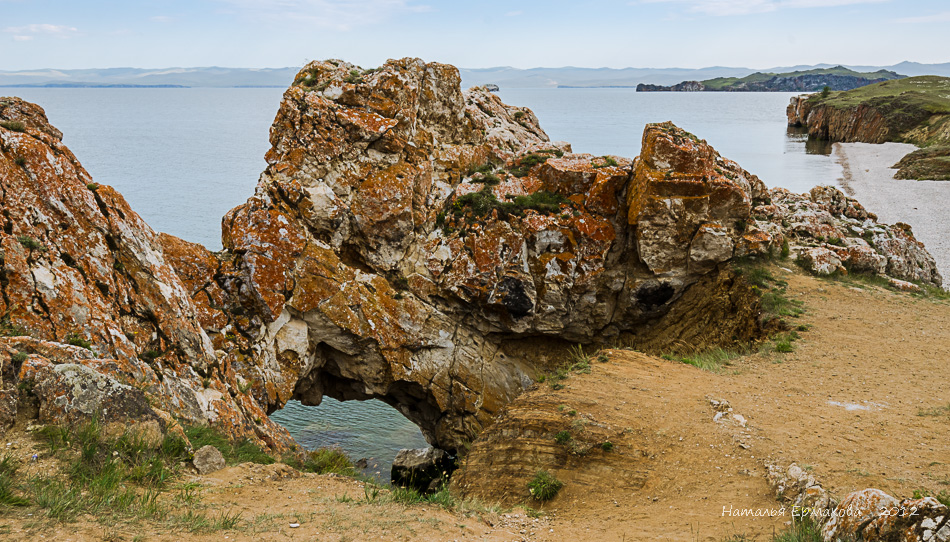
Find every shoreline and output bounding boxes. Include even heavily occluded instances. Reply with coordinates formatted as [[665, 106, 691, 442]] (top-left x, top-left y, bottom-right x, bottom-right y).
[[832, 141, 950, 284]]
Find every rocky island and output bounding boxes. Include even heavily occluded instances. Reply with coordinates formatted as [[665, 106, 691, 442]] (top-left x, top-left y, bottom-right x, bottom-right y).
[[638, 66, 903, 92], [1, 59, 949, 541]]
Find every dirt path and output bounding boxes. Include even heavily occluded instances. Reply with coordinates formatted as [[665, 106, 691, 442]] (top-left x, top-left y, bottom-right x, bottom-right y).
[[528, 266, 950, 541], [3, 266, 949, 541]]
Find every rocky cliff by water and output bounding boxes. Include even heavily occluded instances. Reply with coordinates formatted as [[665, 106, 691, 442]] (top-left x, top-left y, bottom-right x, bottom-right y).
[[0, 59, 942, 457], [787, 75, 950, 180]]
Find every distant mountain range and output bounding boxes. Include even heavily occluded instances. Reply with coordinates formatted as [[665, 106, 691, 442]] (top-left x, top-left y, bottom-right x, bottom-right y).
[[1, 62, 948, 89]]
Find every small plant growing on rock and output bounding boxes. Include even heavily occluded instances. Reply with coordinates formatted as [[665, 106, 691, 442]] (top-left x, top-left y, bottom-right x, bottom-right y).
[[344, 69, 364, 84], [11, 351, 28, 365], [527, 470, 563, 501], [592, 156, 619, 169], [140, 350, 162, 361], [16, 235, 44, 251], [86, 183, 99, 191], [1, 120, 26, 132], [600, 441, 614, 452], [508, 153, 550, 177], [65, 332, 92, 350], [553, 431, 572, 445], [14, 155, 26, 167]]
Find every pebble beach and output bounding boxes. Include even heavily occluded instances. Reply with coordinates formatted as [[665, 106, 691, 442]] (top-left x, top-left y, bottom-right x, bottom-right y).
[[833, 141, 950, 284]]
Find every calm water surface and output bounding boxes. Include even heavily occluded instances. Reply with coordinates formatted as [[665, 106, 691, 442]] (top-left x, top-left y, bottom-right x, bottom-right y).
[[4, 86, 838, 476]]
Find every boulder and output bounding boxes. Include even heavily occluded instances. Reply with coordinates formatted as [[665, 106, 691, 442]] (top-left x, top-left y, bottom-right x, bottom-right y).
[[193, 444, 226, 475], [821, 489, 950, 542], [391, 447, 456, 493]]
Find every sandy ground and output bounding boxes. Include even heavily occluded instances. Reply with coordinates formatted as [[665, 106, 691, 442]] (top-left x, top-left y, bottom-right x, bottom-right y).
[[833, 141, 950, 281], [2, 267, 950, 541]]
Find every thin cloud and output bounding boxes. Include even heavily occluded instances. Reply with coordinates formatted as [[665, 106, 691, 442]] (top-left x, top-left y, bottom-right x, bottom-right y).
[[4, 23, 79, 36], [897, 11, 950, 23], [634, 0, 889, 16], [216, 0, 432, 30], [506, 10, 523, 16], [12, 35, 33, 41], [150, 15, 174, 23]]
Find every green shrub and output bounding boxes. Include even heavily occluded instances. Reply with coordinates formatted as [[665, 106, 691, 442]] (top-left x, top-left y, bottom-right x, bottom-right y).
[[600, 441, 614, 452], [553, 431, 572, 445], [1, 120, 26, 132], [16, 235, 44, 251], [140, 350, 162, 361], [527, 470, 563, 501], [592, 156, 619, 169], [14, 155, 26, 167], [508, 153, 550, 177], [473, 173, 501, 185], [65, 332, 93, 350], [11, 351, 28, 364], [344, 69, 364, 84], [468, 163, 494, 175]]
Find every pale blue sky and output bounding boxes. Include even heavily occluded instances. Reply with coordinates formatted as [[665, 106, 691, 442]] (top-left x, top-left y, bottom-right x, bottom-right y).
[[1, 0, 948, 70]]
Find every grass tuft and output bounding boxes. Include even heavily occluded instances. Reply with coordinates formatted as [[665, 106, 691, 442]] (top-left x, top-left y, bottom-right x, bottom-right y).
[[527, 470, 563, 502]]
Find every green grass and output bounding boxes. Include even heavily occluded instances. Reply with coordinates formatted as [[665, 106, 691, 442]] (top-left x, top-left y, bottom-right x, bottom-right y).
[[917, 403, 950, 418], [184, 426, 275, 466], [771, 516, 824, 542], [283, 447, 354, 475], [527, 470, 563, 502], [894, 145, 950, 181], [811, 75, 950, 113], [662, 347, 744, 372], [0, 454, 30, 507], [913, 489, 950, 507]]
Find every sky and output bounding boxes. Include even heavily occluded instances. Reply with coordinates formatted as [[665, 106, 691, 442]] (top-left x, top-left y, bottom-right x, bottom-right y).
[[1, 0, 948, 70]]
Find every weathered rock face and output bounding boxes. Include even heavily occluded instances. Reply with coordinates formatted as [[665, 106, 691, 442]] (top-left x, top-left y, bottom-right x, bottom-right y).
[[787, 96, 890, 143], [0, 98, 294, 449], [193, 58, 777, 452], [750, 186, 941, 286]]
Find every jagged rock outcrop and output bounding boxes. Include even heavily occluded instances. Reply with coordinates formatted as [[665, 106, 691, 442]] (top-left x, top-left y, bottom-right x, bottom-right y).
[[0, 97, 294, 449], [752, 186, 941, 285]]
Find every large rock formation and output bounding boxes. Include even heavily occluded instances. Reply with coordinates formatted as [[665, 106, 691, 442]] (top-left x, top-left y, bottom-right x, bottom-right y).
[[187, 58, 779, 452], [0, 97, 293, 448], [1, 59, 942, 455]]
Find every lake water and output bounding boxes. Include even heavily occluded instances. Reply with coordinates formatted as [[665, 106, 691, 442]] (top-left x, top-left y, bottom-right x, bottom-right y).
[[4, 86, 838, 477]]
